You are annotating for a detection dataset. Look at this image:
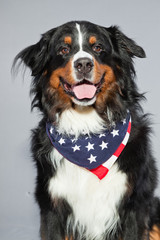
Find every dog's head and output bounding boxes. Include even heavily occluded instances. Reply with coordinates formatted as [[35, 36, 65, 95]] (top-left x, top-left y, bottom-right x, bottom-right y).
[[14, 21, 145, 121]]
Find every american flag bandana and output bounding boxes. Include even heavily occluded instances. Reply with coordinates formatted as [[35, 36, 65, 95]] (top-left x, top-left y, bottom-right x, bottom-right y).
[[46, 112, 131, 180]]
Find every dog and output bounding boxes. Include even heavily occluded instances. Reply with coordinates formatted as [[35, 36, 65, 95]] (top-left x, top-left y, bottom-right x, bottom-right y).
[[14, 21, 160, 240]]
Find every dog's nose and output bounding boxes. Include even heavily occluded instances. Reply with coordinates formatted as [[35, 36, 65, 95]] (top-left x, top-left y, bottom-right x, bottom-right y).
[[74, 58, 94, 74]]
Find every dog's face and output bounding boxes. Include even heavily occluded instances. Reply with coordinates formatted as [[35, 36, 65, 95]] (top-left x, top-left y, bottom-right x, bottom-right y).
[[14, 21, 145, 120], [48, 22, 116, 107]]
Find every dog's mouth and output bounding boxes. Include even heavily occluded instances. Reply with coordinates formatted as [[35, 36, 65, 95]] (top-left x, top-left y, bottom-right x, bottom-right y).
[[60, 76, 104, 101]]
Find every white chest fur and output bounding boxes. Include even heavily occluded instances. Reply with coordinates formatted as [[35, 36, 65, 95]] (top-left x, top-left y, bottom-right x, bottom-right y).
[[48, 107, 127, 239]]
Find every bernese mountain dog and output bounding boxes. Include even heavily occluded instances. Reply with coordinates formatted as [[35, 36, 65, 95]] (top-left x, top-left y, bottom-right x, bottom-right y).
[[14, 21, 160, 240]]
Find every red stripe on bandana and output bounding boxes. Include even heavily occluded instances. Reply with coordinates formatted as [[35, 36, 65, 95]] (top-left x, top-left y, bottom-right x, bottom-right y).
[[90, 117, 131, 180], [90, 165, 109, 180], [114, 143, 125, 157], [128, 121, 131, 133]]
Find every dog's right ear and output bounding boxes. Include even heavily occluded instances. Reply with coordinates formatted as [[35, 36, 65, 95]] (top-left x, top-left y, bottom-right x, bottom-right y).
[[13, 29, 56, 76]]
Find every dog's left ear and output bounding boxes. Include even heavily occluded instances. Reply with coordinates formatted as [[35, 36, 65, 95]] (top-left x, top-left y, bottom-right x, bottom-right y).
[[107, 26, 146, 58]]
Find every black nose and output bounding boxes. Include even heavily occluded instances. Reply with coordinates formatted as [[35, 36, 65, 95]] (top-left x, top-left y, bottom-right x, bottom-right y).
[[74, 58, 94, 74]]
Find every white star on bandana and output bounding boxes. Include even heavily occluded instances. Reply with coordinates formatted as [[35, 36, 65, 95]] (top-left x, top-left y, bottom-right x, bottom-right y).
[[99, 141, 108, 150], [58, 138, 65, 145], [85, 142, 94, 151], [50, 127, 54, 134], [72, 145, 81, 152], [87, 154, 97, 163], [122, 119, 126, 125], [99, 133, 106, 138], [111, 129, 119, 137]]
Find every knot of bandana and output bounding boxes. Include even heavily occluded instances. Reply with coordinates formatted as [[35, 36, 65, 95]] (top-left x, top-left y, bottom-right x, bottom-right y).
[[46, 112, 131, 180]]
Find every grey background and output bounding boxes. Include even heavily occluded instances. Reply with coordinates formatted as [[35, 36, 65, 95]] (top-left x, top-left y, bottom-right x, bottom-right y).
[[0, 0, 160, 239]]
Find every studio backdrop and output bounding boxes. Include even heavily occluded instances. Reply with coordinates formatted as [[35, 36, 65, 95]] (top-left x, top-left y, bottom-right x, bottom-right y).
[[0, 0, 160, 239]]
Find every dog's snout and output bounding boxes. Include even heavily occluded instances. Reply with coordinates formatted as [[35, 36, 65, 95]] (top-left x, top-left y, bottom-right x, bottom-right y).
[[74, 58, 94, 74]]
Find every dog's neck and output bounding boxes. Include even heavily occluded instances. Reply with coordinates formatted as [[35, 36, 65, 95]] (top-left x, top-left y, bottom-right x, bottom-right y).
[[55, 106, 112, 138]]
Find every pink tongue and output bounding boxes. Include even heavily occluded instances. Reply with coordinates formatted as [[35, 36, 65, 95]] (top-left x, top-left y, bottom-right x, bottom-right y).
[[72, 84, 97, 100]]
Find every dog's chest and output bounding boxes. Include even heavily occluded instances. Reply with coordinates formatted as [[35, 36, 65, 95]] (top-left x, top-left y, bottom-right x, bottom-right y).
[[48, 149, 127, 238]]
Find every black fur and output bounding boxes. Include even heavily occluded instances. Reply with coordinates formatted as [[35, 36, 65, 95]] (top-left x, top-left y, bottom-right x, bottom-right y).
[[13, 21, 160, 240]]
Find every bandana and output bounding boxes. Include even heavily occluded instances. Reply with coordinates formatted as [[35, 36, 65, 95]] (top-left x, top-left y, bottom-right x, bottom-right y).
[[46, 112, 131, 180]]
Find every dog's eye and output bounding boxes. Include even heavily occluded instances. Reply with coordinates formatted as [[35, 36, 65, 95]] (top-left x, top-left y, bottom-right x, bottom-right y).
[[92, 45, 103, 53], [59, 47, 70, 55]]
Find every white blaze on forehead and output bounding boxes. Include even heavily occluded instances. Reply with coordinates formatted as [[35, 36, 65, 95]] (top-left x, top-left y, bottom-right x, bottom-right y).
[[76, 23, 83, 51], [73, 23, 93, 62]]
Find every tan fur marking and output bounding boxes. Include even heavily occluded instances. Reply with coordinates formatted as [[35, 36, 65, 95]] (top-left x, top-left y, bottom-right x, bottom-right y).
[[50, 59, 75, 88], [93, 59, 120, 113], [93, 59, 116, 85], [49, 59, 74, 107], [149, 225, 160, 240], [65, 237, 73, 240], [89, 36, 97, 45], [64, 36, 72, 45], [43, 70, 48, 76]]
